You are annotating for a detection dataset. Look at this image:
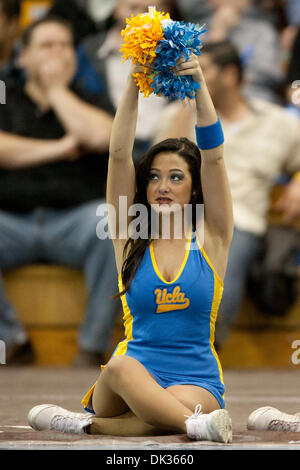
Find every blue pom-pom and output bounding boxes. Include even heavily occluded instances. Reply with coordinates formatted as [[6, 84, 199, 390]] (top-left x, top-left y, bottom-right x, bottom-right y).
[[152, 21, 207, 101]]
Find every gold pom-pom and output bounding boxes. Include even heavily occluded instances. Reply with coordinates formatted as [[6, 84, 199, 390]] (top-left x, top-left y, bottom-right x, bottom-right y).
[[120, 8, 170, 65]]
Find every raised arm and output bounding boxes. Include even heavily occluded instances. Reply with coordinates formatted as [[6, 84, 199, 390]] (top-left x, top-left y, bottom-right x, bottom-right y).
[[106, 67, 140, 272], [175, 54, 233, 279]]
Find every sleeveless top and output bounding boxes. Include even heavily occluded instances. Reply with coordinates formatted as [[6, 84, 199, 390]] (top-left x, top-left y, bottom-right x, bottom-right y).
[[81, 228, 226, 410]]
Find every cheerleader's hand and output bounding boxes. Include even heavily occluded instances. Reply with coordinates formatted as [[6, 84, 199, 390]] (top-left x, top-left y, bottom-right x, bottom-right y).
[[173, 54, 204, 83]]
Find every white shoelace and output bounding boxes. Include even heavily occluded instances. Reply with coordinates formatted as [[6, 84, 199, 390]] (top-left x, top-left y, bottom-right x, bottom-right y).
[[184, 404, 203, 420], [185, 404, 209, 440], [50, 413, 93, 434]]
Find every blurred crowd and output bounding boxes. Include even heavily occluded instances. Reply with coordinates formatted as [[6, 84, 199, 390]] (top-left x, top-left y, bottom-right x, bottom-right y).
[[0, 0, 299, 365]]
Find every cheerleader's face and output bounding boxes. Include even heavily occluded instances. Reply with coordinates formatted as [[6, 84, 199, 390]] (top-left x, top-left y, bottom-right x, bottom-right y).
[[146, 152, 193, 212]]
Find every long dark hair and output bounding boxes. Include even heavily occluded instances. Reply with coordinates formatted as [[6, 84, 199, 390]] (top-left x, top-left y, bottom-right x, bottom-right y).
[[114, 137, 203, 298]]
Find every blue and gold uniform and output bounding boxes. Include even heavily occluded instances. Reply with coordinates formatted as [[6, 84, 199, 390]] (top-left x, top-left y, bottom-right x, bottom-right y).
[[81, 228, 225, 412]]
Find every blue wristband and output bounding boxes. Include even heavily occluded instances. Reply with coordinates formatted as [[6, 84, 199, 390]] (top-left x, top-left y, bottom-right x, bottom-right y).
[[195, 118, 224, 150]]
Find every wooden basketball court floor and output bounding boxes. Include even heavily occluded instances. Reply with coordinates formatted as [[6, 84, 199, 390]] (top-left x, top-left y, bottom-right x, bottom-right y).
[[1, 367, 300, 450]]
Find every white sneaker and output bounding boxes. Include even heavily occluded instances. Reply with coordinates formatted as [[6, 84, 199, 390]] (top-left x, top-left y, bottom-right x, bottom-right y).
[[28, 404, 93, 434], [247, 406, 300, 432], [185, 404, 232, 443]]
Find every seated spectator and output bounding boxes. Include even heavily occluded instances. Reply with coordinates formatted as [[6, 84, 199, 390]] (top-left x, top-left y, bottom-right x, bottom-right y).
[[154, 41, 300, 350], [81, 0, 183, 163], [0, 0, 21, 83], [0, 17, 120, 366], [200, 0, 283, 103]]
